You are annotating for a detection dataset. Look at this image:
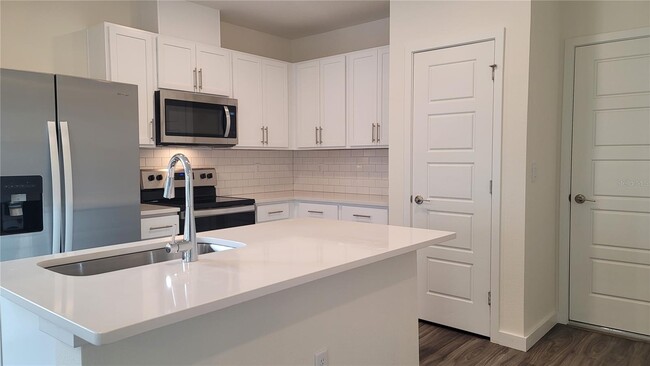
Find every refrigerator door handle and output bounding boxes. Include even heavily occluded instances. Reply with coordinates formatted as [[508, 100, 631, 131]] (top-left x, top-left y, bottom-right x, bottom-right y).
[[60, 121, 74, 252], [47, 121, 62, 254]]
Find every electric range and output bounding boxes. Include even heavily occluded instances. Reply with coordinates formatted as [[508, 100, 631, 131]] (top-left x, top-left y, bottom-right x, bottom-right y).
[[140, 168, 256, 233]]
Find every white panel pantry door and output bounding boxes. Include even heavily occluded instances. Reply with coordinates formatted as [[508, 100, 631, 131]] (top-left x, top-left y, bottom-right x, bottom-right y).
[[570, 36, 650, 336], [412, 40, 495, 336]]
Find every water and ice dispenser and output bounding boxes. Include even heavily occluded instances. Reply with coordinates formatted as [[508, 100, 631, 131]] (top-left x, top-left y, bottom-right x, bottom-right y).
[[0, 176, 43, 235]]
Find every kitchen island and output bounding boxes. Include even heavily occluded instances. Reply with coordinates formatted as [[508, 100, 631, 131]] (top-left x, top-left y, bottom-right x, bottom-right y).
[[1, 218, 454, 365]]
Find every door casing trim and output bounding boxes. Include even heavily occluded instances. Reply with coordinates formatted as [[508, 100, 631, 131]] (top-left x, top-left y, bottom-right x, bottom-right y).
[[558, 26, 650, 325], [402, 29, 504, 344]]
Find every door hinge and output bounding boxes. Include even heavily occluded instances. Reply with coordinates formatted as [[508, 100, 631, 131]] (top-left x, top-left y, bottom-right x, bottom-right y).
[[489, 180, 493, 194], [488, 291, 492, 306], [489, 64, 497, 81]]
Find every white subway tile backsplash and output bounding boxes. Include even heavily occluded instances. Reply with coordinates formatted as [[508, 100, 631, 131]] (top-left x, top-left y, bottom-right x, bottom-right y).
[[140, 148, 388, 197]]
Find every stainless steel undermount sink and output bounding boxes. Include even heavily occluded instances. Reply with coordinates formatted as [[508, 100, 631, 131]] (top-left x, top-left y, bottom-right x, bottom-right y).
[[43, 237, 245, 276]]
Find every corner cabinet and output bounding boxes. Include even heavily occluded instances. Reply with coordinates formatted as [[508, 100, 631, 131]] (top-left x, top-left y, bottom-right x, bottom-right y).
[[295, 56, 347, 148], [157, 36, 232, 97], [346, 46, 389, 147], [87, 23, 157, 147], [233, 52, 289, 148]]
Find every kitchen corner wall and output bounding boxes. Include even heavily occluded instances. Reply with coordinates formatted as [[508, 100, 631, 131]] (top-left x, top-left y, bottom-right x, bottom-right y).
[[140, 148, 388, 196]]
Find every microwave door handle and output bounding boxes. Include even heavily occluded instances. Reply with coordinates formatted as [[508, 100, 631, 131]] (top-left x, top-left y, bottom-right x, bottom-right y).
[[224, 105, 231, 137]]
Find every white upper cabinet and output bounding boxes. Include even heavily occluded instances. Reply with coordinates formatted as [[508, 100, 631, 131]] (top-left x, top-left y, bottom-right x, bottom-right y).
[[295, 56, 346, 148], [88, 23, 157, 146], [157, 36, 232, 96], [233, 52, 289, 148], [347, 47, 389, 147], [196, 44, 232, 96], [262, 59, 289, 147], [319, 55, 347, 147], [295, 61, 320, 148], [347, 49, 379, 147], [233, 52, 263, 147]]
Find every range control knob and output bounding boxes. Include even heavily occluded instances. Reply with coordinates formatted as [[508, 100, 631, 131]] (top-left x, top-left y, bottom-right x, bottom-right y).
[[147, 175, 155, 182], [207, 173, 213, 179], [156, 174, 163, 181], [200, 173, 207, 179]]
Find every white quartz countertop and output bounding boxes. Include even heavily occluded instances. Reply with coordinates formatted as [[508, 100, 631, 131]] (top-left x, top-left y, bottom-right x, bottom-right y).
[[0, 219, 453, 346], [140, 204, 179, 217], [248, 190, 388, 207]]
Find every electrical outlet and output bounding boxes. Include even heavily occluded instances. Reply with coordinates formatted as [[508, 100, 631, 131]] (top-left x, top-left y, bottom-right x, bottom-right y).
[[314, 349, 328, 366]]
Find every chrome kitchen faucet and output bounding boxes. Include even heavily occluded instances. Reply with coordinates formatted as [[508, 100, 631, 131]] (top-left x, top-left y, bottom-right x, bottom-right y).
[[163, 153, 198, 262]]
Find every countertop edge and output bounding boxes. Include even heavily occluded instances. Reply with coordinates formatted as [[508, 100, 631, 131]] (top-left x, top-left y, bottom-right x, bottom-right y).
[[1, 232, 454, 346]]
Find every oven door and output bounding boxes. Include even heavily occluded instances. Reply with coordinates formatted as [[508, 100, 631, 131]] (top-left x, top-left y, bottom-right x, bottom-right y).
[[179, 206, 255, 233], [156, 89, 238, 146]]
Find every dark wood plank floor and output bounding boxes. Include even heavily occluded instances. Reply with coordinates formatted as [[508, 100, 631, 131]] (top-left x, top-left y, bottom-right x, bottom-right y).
[[419, 321, 650, 365]]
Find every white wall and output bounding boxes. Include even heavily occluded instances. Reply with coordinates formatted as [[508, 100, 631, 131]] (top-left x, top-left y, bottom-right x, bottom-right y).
[[290, 18, 389, 62], [560, 0, 650, 40], [157, 0, 220, 46], [221, 21, 292, 62], [0, 1, 153, 75], [389, 0, 532, 341], [523, 0, 562, 340]]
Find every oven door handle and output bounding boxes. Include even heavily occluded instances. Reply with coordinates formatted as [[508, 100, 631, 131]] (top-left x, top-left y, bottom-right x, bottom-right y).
[[224, 105, 231, 137], [181, 205, 255, 219]]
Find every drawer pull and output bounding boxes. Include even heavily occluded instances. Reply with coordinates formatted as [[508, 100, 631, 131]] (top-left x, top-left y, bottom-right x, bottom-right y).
[[353, 214, 372, 219], [307, 210, 324, 214], [268, 210, 284, 214], [150, 225, 173, 231]]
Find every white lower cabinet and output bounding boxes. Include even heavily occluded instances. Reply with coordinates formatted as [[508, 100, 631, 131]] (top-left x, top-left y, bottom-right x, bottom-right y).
[[297, 202, 339, 220], [141, 215, 179, 240], [257, 202, 291, 223], [340, 205, 388, 224], [255, 200, 387, 224]]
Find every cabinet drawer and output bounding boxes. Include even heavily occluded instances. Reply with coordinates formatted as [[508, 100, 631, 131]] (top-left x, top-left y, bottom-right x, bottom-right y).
[[257, 203, 290, 223], [297, 202, 338, 220], [341, 206, 387, 224], [141, 215, 179, 239]]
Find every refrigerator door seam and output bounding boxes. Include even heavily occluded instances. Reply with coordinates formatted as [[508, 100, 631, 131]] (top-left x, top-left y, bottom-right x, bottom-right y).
[[59, 122, 74, 252], [47, 121, 62, 254]]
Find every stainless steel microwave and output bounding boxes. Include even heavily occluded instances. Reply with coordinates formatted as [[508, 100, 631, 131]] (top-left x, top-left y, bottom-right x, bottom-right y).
[[155, 89, 238, 146]]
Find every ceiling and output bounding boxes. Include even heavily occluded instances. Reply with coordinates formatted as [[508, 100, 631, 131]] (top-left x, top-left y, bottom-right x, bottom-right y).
[[191, 1, 389, 39]]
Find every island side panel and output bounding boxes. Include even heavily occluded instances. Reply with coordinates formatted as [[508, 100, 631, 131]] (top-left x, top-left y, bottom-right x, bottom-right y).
[[80, 252, 420, 365], [1, 297, 81, 365]]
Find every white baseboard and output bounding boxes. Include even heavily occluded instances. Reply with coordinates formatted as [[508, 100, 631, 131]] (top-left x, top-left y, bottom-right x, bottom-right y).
[[492, 312, 557, 352], [524, 312, 557, 350]]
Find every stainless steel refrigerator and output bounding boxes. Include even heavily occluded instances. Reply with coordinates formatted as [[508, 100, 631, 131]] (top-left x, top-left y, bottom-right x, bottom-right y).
[[0, 69, 141, 261]]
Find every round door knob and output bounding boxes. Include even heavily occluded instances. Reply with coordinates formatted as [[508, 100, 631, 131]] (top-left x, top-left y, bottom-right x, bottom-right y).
[[414, 195, 429, 205], [574, 194, 596, 204]]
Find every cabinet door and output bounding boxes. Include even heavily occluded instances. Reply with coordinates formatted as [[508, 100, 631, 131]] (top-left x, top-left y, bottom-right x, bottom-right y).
[[107, 25, 156, 146], [232, 52, 263, 147], [347, 49, 378, 147], [196, 44, 232, 96], [319, 55, 347, 147], [262, 59, 289, 148], [257, 202, 291, 222], [377, 46, 390, 146], [295, 61, 320, 148], [157, 36, 196, 92]]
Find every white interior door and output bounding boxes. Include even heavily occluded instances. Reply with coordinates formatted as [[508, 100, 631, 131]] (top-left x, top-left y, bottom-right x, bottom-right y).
[[412, 40, 495, 336], [569, 36, 650, 336]]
